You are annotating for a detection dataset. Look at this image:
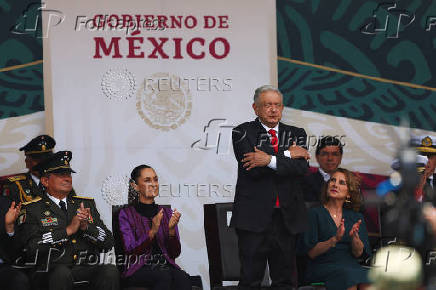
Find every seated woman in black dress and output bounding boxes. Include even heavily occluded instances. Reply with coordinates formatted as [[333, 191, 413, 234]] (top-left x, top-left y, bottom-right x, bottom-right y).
[[118, 164, 191, 290], [299, 168, 371, 290]]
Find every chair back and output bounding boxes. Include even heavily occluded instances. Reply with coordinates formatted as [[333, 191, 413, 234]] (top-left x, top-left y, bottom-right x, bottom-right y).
[[204, 203, 240, 288]]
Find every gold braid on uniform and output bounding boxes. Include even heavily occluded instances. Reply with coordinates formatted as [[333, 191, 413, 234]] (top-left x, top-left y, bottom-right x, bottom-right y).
[[15, 181, 33, 202]]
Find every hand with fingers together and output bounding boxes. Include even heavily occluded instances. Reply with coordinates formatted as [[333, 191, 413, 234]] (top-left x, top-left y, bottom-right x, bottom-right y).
[[242, 147, 271, 170], [5, 201, 22, 234], [288, 142, 310, 160], [149, 208, 164, 239], [76, 202, 91, 231], [349, 219, 362, 241], [349, 219, 364, 257], [169, 209, 181, 236], [331, 218, 345, 247]]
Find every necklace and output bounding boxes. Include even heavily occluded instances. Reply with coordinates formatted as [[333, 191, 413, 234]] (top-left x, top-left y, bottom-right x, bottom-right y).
[[325, 206, 341, 219]]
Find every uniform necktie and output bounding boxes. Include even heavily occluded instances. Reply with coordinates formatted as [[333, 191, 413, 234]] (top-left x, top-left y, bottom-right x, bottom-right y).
[[268, 129, 280, 207], [59, 200, 67, 214]]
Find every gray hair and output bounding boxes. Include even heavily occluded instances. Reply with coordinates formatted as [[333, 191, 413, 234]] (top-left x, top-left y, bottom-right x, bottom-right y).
[[253, 85, 283, 104]]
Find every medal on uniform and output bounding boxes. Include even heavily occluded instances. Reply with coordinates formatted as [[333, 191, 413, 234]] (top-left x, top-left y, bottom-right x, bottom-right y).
[[41, 217, 58, 226]]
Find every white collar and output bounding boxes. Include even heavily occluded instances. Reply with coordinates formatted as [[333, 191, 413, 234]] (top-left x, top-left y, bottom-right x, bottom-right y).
[[30, 173, 40, 184], [47, 193, 67, 209], [260, 122, 279, 135], [318, 168, 331, 182]]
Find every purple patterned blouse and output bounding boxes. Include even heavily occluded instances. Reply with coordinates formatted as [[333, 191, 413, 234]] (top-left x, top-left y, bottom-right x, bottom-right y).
[[118, 205, 181, 278]]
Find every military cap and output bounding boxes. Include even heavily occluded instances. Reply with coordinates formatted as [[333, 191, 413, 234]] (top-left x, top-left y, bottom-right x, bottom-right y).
[[411, 135, 436, 156], [19, 135, 56, 156], [391, 154, 428, 173], [33, 151, 76, 175]]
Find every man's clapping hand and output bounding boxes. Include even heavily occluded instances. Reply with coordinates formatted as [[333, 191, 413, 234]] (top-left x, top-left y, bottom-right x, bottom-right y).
[[5, 201, 21, 234]]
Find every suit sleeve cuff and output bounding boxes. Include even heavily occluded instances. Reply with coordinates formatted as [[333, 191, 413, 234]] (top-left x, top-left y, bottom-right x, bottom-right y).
[[42, 229, 68, 245], [267, 156, 277, 170]]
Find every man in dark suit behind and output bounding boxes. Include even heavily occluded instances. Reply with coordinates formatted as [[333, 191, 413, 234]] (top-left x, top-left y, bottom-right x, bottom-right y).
[[302, 136, 343, 203], [0, 196, 30, 290], [230, 85, 310, 289]]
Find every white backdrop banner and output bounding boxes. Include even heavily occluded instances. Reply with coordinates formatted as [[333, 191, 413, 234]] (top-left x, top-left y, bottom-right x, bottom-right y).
[[44, 0, 276, 287]]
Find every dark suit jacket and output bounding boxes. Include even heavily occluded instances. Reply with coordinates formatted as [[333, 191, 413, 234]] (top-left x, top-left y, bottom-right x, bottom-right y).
[[230, 118, 309, 234], [302, 170, 325, 203]]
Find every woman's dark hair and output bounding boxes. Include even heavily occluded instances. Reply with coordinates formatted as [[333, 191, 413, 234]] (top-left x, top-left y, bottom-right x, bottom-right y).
[[130, 164, 152, 184], [128, 164, 153, 204], [320, 168, 362, 211]]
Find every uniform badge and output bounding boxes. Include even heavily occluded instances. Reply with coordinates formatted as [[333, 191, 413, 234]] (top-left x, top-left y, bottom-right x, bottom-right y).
[[41, 217, 58, 227], [44, 211, 51, 216], [422, 136, 433, 147]]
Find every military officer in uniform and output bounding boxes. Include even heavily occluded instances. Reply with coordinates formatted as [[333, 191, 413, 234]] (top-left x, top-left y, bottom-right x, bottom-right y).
[[1, 135, 56, 202], [413, 135, 436, 203], [19, 151, 119, 290]]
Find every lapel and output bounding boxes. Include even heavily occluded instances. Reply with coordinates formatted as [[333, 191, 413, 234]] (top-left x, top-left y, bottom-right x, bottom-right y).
[[278, 122, 288, 153], [42, 194, 67, 221], [67, 197, 78, 222], [316, 170, 326, 188], [27, 172, 42, 196], [253, 118, 275, 155]]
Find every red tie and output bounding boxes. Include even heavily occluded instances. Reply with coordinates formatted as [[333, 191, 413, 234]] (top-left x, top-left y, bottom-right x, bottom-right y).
[[268, 129, 280, 207], [268, 129, 278, 153]]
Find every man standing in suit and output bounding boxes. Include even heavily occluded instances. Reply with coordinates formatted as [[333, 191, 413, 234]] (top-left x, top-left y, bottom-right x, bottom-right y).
[[0, 196, 30, 290], [231, 85, 310, 289], [302, 136, 343, 203], [19, 151, 119, 290]]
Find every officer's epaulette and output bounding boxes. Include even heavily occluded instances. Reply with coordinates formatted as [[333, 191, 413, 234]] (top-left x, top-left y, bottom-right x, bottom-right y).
[[22, 196, 42, 205], [7, 174, 27, 182], [73, 195, 94, 200]]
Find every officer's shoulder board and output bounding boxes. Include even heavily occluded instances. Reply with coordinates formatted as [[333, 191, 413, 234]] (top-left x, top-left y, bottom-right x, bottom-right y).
[[73, 195, 94, 200], [7, 174, 27, 182], [22, 196, 42, 206]]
